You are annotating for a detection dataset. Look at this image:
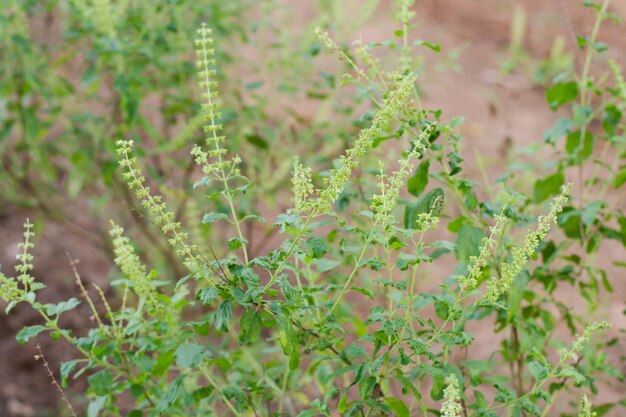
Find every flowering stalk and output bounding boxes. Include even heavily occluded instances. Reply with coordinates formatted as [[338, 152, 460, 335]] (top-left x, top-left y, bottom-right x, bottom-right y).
[[459, 212, 507, 292], [15, 219, 35, 290], [484, 185, 570, 302], [395, 0, 416, 72], [269, 74, 417, 294], [192, 23, 249, 264], [371, 124, 433, 230], [314, 74, 417, 213], [577, 395, 597, 417], [440, 374, 462, 417], [116, 140, 204, 277], [110, 222, 162, 316], [292, 157, 314, 213], [0, 220, 35, 304], [559, 321, 612, 362]]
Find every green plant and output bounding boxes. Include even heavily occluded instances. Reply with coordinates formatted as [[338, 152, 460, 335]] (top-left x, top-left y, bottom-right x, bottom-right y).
[[1, 1, 624, 416], [0, 0, 364, 274]]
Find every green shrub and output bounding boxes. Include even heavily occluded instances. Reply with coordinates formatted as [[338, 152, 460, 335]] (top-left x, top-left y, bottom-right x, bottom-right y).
[[1, 1, 624, 416]]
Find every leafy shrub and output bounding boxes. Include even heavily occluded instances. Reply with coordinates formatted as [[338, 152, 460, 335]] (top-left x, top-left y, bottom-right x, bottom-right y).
[[1, 1, 624, 416]]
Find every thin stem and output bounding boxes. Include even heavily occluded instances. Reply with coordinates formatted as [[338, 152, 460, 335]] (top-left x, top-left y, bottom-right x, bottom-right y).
[[326, 232, 374, 319]]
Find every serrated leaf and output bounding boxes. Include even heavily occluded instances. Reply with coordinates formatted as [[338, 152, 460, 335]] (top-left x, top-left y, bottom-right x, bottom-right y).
[[16, 325, 46, 344], [215, 300, 232, 331], [239, 310, 262, 344], [175, 343, 205, 368], [316, 259, 339, 273], [202, 212, 229, 224], [44, 298, 80, 317], [305, 237, 328, 259], [196, 286, 217, 305], [227, 237, 247, 250], [60, 359, 80, 387], [527, 361, 548, 381], [88, 370, 113, 396]]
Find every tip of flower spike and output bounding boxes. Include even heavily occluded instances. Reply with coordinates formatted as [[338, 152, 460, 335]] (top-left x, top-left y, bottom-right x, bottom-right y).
[[197, 23, 212, 35]]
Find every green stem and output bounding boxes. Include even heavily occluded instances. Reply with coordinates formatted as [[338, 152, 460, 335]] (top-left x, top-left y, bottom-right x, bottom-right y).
[[326, 232, 374, 320]]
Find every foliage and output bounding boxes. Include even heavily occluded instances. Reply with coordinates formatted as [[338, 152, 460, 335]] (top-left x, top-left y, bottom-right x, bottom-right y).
[[1, 1, 625, 417]]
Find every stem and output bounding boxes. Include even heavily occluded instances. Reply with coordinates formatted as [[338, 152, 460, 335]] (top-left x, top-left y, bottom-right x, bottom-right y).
[[576, 0, 611, 236], [263, 212, 316, 291], [326, 232, 374, 319], [199, 366, 243, 417]]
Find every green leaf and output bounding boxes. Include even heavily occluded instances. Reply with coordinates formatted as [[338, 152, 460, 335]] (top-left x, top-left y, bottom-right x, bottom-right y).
[[407, 159, 430, 197], [533, 171, 564, 203], [239, 310, 262, 344], [245, 81, 264, 91], [245, 133, 269, 149], [323, 364, 359, 385], [202, 212, 229, 224], [60, 359, 80, 387], [16, 325, 46, 344], [175, 343, 205, 368], [527, 361, 548, 381], [316, 259, 340, 273], [558, 367, 585, 385], [215, 300, 232, 331], [358, 376, 377, 398], [87, 396, 106, 417], [88, 370, 113, 396], [338, 394, 350, 413], [565, 130, 593, 160], [433, 295, 452, 320], [581, 200, 602, 226], [130, 384, 144, 398], [613, 169, 626, 189], [455, 225, 484, 263], [414, 39, 441, 52], [152, 350, 175, 377], [296, 411, 319, 417], [507, 271, 529, 322], [196, 286, 217, 305], [305, 237, 328, 259], [618, 215, 626, 246], [431, 240, 456, 253], [558, 208, 582, 239], [494, 383, 515, 403], [543, 117, 573, 144], [384, 397, 410, 417], [289, 348, 300, 370], [227, 237, 247, 250], [404, 187, 444, 229], [521, 399, 542, 416], [44, 298, 80, 317], [546, 81, 578, 110]]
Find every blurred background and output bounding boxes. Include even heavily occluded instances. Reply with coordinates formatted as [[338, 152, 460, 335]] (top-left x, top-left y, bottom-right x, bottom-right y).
[[1, 0, 625, 415]]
